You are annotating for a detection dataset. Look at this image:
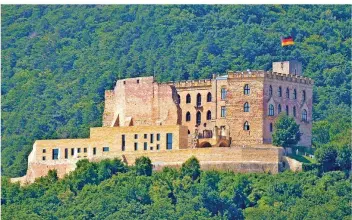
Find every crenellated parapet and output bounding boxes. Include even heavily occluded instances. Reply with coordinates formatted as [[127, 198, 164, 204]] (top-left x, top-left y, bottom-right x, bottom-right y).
[[163, 79, 213, 89], [227, 70, 314, 85]]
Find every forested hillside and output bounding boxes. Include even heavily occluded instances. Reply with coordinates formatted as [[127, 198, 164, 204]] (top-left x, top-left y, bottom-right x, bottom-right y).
[[1, 5, 351, 177], [2, 157, 351, 219]]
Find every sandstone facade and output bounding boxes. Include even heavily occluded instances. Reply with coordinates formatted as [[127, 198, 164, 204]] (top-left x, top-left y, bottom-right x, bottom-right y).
[[12, 60, 313, 185]]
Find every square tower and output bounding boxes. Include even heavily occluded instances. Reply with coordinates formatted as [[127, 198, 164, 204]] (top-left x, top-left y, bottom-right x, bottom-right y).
[[272, 60, 302, 76]]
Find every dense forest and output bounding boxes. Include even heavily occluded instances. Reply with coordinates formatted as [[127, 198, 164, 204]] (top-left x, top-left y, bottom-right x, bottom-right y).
[[1, 5, 351, 177], [2, 157, 351, 219]]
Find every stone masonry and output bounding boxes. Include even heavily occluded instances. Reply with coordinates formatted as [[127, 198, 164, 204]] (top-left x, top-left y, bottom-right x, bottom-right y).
[[11, 60, 313, 185]]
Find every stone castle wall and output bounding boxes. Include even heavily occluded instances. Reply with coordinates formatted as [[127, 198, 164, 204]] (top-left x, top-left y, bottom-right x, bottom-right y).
[[13, 145, 284, 185]]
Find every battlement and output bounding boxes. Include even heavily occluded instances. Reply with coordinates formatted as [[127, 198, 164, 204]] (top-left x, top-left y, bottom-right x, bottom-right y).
[[162, 79, 213, 89], [227, 70, 314, 85]]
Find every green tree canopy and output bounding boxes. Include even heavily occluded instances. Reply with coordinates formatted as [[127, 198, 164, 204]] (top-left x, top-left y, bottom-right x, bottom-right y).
[[272, 114, 301, 149]]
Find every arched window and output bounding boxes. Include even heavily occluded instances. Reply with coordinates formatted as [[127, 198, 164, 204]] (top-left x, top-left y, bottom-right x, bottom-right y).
[[244, 121, 250, 131], [270, 123, 273, 132], [206, 110, 211, 120], [293, 106, 296, 117], [278, 87, 282, 97], [196, 111, 201, 125], [293, 89, 297, 99], [302, 109, 308, 122], [269, 85, 273, 96], [197, 93, 202, 107], [244, 102, 250, 112], [278, 104, 282, 113], [244, 84, 250, 95], [186, 94, 191, 103], [302, 90, 306, 102], [269, 104, 274, 116], [207, 92, 212, 102], [221, 88, 227, 100], [286, 105, 289, 115], [186, 112, 191, 122], [286, 88, 290, 98]]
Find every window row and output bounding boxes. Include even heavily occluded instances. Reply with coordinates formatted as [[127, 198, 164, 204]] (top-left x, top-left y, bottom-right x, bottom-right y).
[[185, 107, 226, 123], [185, 110, 212, 122], [133, 133, 161, 143], [269, 85, 306, 102], [43, 147, 102, 161], [268, 104, 308, 121], [134, 133, 173, 151], [183, 92, 212, 105]]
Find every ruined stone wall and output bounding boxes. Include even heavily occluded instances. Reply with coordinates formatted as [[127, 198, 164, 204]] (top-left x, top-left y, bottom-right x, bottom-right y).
[[226, 72, 265, 145], [103, 77, 180, 127], [263, 72, 313, 147]]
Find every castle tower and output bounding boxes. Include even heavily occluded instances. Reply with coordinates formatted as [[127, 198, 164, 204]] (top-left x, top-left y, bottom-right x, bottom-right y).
[[272, 60, 302, 76]]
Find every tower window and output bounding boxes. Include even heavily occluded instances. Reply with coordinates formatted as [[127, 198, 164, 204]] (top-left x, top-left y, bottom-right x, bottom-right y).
[[144, 142, 147, 150], [150, 134, 154, 144], [270, 123, 273, 132], [186, 94, 191, 103], [268, 104, 274, 116], [302, 109, 308, 122], [293, 106, 296, 117], [278, 104, 282, 114], [221, 88, 227, 100], [286, 88, 290, 98], [103, 147, 109, 152], [278, 87, 282, 97], [244, 102, 250, 112], [207, 110, 211, 120], [207, 92, 212, 102], [221, 106, 226, 117], [134, 143, 138, 151], [286, 105, 289, 115], [244, 121, 250, 131], [93, 147, 96, 155], [197, 93, 202, 107], [186, 112, 191, 122], [244, 84, 250, 95], [196, 111, 201, 125], [269, 85, 273, 96], [65, 148, 68, 159], [302, 90, 306, 102], [157, 133, 160, 141], [293, 89, 297, 99]]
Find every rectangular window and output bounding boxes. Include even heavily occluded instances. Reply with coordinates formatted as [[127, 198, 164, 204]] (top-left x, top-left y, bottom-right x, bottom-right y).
[[221, 106, 226, 117], [42, 156, 46, 161], [150, 134, 154, 143], [43, 149, 46, 153], [103, 147, 109, 152], [122, 135, 126, 151], [134, 134, 138, 139], [157, 144, 160, 150], [93, 147, 96, 155], [52, 149, 59, 160], [157, 133, 160, 141], [144, 142, 147, 150], [77, 148, 81, 153], [84, 148, 87, 153], [221, 88, 227, 100], [144, 134, 147, 139], [166, 133, 173, 150], [134, 143, 138, 151], [150, 146, 153, 150], [71, 148, 74, 156], [65, 148, 68, 159]]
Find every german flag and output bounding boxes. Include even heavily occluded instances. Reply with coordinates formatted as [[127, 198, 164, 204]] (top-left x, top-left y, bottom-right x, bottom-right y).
[[281, 36, 294, 46]]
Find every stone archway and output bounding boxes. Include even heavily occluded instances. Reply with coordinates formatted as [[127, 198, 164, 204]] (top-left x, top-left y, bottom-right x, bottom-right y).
[[198, 141, 212, 148]]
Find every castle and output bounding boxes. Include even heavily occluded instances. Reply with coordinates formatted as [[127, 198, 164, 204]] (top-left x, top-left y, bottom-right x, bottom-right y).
[[12, 60, 313, 184]]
